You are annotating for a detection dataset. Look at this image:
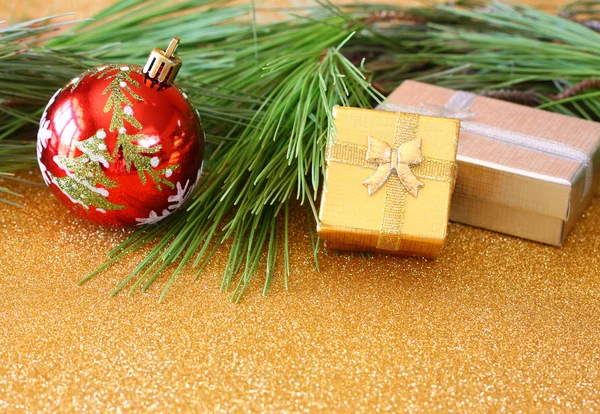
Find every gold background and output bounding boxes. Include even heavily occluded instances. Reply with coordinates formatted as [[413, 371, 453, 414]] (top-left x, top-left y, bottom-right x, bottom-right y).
[[2, 1, 600, 412]]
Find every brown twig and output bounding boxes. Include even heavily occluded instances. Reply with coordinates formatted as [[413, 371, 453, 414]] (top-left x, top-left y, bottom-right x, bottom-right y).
[[480, 89, 542, 107], [318, 49, 329, 64], [370, 81, 385, 94], [550, 79, 600, 101], [363, 10, 428, 25], [478, 80, 600, 107], [578, 20, 600, 31]]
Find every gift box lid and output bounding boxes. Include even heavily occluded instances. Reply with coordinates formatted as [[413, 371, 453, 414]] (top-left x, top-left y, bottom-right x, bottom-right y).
[[382, 81, 600, 227]]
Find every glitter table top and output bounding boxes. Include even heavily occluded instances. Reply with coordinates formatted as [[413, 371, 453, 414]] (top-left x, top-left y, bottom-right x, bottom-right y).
[[1, 170, 599, 412]]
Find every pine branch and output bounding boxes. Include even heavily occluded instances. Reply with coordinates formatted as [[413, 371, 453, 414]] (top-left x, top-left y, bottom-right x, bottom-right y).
[[4, 0, 600, 300], [363, 1, 600, 119], [91, 31, 383, 302]]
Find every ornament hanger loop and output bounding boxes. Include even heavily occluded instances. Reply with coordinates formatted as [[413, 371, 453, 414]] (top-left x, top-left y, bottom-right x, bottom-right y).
[[165, 37, 180, 58], [143, 36, 182, 88]]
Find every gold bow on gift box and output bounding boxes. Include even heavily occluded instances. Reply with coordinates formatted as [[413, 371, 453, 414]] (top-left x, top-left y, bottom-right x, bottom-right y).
[[327, 114, 456, 200], [362, 135, 425, 197]]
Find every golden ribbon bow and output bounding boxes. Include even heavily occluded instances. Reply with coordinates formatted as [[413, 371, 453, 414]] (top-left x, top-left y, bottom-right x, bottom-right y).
[[362, 135, 425, 197]]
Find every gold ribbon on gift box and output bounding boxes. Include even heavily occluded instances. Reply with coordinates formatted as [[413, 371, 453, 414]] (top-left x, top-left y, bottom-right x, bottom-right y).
[[326, 110, 458, 251]]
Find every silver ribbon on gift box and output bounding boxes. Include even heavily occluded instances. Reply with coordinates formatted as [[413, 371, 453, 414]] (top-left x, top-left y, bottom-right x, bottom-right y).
[[379, 91, 594, 200]]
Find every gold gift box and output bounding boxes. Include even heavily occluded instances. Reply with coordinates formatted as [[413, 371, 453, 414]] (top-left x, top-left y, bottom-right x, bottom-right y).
[[381, 80, 600, 246], [317, 106, 460, 259]]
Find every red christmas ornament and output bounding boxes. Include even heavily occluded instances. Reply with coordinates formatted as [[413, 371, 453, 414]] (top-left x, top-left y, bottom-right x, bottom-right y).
[[37, 38, 203, 227]]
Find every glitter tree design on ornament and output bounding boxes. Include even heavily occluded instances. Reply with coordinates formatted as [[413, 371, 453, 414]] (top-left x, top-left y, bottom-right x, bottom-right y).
[[48, 129, 125, 212], [97, 65, 179, 191], [50, 65, 181, 212]]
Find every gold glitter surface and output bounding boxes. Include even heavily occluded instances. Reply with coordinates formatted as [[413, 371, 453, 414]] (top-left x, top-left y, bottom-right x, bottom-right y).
[[1, 169, 600, 412]]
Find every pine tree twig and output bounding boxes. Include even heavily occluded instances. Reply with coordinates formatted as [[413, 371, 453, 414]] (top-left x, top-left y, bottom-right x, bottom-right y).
[[480, 89, 542, 106], [319, 48, 329, 63], [371, 81, 385, 94], [577, 20, 600, 31], [550, 79, 600, 101], [464, 82, 600, 107], [363, 10, 428, 25]]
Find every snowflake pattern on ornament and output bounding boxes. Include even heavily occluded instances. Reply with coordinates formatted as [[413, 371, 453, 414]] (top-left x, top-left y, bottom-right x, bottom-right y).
[[37, 88, 62, 186], [135, 168, 202, 226]]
